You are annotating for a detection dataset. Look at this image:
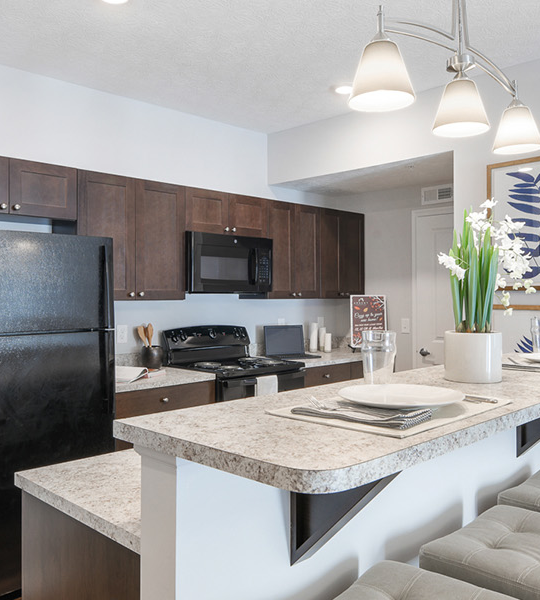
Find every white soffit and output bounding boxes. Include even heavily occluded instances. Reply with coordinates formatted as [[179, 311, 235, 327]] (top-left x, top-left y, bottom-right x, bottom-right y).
[[274, 152, 454, 196], [0, 1, 538, 133]]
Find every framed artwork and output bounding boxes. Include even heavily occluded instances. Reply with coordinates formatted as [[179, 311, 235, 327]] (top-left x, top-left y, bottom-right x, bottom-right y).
[[488, 156, 540, 309], [350, 295, 387, 347]]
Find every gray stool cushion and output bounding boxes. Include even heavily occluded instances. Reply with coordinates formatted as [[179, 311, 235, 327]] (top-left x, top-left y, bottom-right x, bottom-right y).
[[499, 471, 540, 512], [334, 560, 514, 599], [419, 504, 540, 600]]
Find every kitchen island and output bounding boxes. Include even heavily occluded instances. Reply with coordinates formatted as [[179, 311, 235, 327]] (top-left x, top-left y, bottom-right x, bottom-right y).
[[114, 364, 540, 600]]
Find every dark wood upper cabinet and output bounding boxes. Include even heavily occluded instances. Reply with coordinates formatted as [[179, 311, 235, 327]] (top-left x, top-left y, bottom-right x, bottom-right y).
[[185, 188, 228, 234], [268, 201, 319, 299], [320, 208, 364, 298], [78, 171, 136, 300], [79, 172, 185, 301], [135, 180, 185, 300], [268, 200, 295, 299], [186, 188, 268, 237], [293, 204, 320, 298], [0, 158, 77, 220], [228, 194, 268, 237]]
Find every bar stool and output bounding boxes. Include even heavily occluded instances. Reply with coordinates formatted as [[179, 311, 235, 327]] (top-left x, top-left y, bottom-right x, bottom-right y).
[[419, 504, 540, 600], [333, 560, 515, 599], [498, 470, 540, 512]]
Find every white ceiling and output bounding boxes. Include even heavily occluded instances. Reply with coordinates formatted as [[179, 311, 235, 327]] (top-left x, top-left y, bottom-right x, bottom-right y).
[[2, 0, 540, 134]]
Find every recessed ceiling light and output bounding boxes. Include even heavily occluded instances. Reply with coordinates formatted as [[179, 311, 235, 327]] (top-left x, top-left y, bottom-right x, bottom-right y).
[[102, 0, 129, 4], [333, 84, 353, 96]]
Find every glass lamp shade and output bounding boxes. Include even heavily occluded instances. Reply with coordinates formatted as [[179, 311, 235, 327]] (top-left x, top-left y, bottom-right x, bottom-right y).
[[348, 39, 415, 112], [432, 76, 490, 137], [492, 103, 540, 155]]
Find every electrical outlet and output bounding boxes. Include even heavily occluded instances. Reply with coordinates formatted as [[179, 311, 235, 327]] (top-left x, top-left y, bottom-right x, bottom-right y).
[[401, 318, 411, 334], [116, 324, 128, 344]]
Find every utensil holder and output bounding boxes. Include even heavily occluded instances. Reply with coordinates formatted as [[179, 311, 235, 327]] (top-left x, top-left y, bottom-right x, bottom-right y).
[[141, 345, 163, 369]]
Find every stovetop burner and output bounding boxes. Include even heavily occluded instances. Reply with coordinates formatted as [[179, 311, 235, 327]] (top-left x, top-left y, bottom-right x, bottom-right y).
[[162, 325, 305, 379]]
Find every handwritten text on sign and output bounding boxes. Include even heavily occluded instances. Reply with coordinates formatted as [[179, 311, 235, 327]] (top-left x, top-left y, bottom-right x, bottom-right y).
[[350, 295, 387, 347]]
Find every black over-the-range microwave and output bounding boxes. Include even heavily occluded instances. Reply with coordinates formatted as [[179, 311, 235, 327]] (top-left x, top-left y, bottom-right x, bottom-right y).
[[186, 231, 272, 294]]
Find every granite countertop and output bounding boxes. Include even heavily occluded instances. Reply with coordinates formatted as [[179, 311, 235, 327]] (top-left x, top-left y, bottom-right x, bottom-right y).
[[114, 365, 540, 495], [116, 366, 215, 393], [115, 348, 360, 394], [15, 450, 141, 554]]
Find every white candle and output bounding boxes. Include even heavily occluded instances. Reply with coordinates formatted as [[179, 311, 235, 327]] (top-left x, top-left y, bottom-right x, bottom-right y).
[[318, 327, 326, 351], [309, 323, 318, 353], [324, 332, 332, 353]]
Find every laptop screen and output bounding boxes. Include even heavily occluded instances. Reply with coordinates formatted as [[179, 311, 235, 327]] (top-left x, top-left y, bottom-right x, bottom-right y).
[[264, 325, 305, 356]]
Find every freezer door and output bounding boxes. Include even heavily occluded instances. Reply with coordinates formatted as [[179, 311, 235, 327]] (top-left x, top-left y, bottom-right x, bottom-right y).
[[0, 330, 115, 596], [0, 230, 113, 333]]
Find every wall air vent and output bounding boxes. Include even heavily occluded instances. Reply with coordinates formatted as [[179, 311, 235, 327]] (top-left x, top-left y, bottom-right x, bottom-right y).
[[421, 184, 453, 205]]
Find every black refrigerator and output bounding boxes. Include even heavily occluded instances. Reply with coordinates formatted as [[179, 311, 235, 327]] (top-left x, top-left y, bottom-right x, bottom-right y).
[[0, 230, 116, 598]]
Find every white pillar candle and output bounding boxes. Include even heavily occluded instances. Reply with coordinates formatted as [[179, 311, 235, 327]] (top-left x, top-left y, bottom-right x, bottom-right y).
[[309, 323, 318, 353], [318, 327, 326, 351], [324, 333, 332, 353]]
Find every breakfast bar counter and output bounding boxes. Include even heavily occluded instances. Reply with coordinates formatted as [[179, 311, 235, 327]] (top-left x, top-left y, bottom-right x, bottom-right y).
[[114, 364, 540, 600]]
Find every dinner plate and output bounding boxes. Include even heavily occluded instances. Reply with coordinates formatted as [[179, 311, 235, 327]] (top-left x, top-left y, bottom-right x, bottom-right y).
[[338, 384, 464, 409], [524, 353, 540, 363]]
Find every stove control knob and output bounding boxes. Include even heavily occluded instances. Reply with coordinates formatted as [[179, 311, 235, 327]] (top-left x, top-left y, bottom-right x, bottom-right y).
[[208, 328, 217, 339], [171, 335, 178, 344], [179, 331, 187, 341], [233, 328, 240, 338]]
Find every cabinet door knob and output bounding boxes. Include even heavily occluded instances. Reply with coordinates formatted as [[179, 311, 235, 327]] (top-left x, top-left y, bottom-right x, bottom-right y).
[[12, 204, 21, 211], [323, 373, 330, 379], [231, 227, 237, 232], [160, 397, 169, 403], [138, 291, 145, 297], [0, 203, 6, 210], [128, 292, 135, 297], [297, 292, 302, 297], [291, 292, 296, 297], [224, 226, 230, 232]]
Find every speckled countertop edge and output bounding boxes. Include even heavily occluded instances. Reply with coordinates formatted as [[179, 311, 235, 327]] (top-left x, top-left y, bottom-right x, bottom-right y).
[[114, 365, 540, 494], [15, 450, 141, 554]]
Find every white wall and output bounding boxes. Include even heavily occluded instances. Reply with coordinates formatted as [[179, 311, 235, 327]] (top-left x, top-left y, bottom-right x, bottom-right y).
[[335, 187, 453, 371], [0, 64, 350, 354], [269, 58, 540, 353]]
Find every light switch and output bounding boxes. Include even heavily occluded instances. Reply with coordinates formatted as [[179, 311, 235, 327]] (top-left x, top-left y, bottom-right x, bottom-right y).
[[401, 318, 411, 334]]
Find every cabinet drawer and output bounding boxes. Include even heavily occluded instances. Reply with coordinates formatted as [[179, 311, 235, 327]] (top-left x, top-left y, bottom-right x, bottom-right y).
[[116, 381, 215, 419], [304, 363, 352, 388]]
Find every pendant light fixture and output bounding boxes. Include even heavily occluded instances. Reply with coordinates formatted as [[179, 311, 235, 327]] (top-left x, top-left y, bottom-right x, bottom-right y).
[[348, 1, 540, 155]]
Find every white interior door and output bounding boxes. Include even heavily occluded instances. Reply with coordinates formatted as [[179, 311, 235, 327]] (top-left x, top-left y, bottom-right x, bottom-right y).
[[412, 207, 455, 368]]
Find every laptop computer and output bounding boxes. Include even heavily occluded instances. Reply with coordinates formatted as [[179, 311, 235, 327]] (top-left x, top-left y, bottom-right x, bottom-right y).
[[264, 324, 321, 359]]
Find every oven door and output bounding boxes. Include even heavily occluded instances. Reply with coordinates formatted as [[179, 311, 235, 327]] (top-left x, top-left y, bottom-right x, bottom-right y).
[[217, 370, 305, 402], [218, 377, 257, 402]]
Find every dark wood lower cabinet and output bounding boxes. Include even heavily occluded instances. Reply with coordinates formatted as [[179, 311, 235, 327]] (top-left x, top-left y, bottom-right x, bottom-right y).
[[22, 493, 139, 600], [304, 362, 363, 388]]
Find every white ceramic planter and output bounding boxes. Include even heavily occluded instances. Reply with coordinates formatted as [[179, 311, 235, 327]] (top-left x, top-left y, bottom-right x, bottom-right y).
[[444, 330, 502, 384]]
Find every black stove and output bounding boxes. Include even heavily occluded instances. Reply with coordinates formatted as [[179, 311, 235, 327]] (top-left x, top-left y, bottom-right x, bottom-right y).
[[162, 325, 305, 401]]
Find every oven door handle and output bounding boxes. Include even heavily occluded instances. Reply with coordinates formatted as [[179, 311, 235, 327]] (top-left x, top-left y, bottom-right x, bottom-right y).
[[223, 378, 258, 388]]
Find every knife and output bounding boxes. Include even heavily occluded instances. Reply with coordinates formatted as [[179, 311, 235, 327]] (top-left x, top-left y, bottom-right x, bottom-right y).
[[464, 395, 499, 404]]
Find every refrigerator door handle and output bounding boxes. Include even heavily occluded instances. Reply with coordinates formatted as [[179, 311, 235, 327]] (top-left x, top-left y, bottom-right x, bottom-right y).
[[100, 330, 115, 415], [101, 244, 114, 330]]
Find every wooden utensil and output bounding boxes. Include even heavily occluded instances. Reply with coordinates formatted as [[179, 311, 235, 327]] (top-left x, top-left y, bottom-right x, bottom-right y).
[[137, 325, 149, 347], [146, 323, 154, 347]]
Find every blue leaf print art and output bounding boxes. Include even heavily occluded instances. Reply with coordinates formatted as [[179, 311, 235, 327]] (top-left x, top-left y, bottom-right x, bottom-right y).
[[504, 168, 540, 281]]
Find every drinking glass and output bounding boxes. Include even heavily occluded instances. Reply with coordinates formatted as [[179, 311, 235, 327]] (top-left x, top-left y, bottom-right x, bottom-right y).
[[531, 317, 540, 353], [361, 330, 397, 385]]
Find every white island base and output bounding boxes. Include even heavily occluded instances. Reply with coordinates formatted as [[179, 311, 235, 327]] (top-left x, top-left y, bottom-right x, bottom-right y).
[[115, 366, 540, 600]]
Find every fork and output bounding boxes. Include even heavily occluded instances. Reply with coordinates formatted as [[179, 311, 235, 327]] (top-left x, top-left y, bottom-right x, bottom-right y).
[[308, 396, 424, 419]]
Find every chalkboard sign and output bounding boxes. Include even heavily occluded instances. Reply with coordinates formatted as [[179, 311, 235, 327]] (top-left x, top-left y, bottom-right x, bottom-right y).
[[350, 295, 387, 347]]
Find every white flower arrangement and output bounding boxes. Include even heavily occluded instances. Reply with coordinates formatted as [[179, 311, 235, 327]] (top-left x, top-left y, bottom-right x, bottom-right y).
[[438, 199, 536, 332]]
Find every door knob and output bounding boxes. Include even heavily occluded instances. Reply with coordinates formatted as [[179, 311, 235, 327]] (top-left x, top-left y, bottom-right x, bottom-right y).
[[128, 292, 135, 297], [12, 204, 21, 211], [419, 348, 431, 357], [0, 203, 6, 210], [138, 291, 145, 297], [224, 226, 230, 232], [231, 227, 237, 232]]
